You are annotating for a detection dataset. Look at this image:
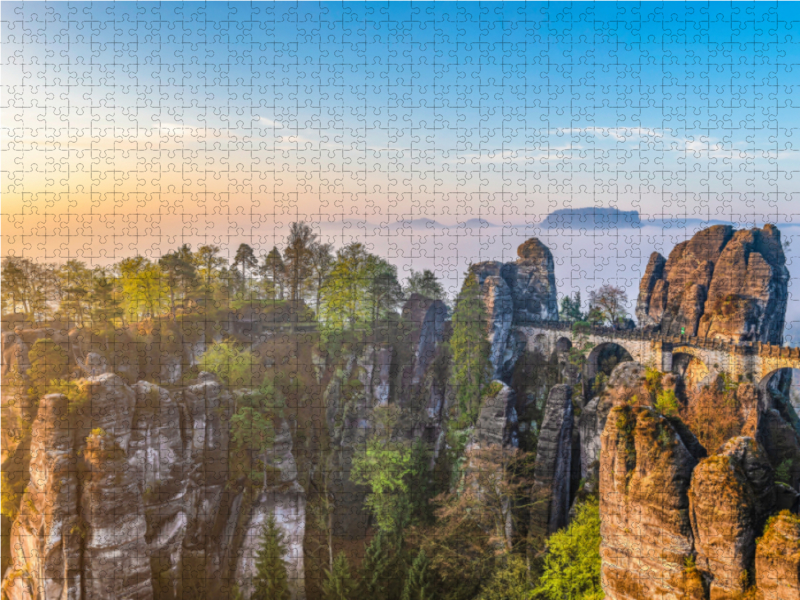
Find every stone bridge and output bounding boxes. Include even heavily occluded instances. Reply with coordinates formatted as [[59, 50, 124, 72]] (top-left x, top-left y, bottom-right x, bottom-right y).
[[518, 321, 800, 388]]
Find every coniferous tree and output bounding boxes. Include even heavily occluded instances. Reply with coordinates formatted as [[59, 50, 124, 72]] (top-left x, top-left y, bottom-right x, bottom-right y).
[[360, 530, 393, 598], [322, 552, 357, 600], [89, 269, 123, 327], [401, 549, 433, 600], [283, 222, 316, 301], [252, 512, 291, 600], [233, 243, 258, 295], [261, 246, 286, 300], [403, 269, 445, 301], [449, 272, 492, 423]]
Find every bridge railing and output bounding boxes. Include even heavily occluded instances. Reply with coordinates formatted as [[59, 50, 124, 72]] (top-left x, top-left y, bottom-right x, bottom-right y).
[[520, 320, 800, 357]]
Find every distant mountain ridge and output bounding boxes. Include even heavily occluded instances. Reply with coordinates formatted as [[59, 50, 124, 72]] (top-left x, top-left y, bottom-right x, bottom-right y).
[[542, 206, 641, 229]]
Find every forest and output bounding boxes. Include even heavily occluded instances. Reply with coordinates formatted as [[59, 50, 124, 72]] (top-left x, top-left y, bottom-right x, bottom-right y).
[[3, 222, 798, 600]]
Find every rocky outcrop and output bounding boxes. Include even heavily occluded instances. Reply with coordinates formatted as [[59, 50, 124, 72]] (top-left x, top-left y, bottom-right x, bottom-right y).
[[529, 385, 574, 541], [400, 294, 448, 393], [578, 362, 647, 482], [698, 224, 790, 344], [636, 252, 667, 327], [688, 437, 775, 599], [82, 431, 153, 600], [471, 238, 559, 379], [600, 406, 701, 600], [635, 224, 789, 344], [1, 371, 307, 600], [473, 382, 519, 449], [756, 511, 800, 600], [6, 393, 83, 600], [234, 421, 306, 600]]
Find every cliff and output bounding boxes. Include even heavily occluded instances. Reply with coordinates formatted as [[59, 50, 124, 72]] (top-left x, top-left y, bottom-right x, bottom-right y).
[[636, 224, 789, 343]]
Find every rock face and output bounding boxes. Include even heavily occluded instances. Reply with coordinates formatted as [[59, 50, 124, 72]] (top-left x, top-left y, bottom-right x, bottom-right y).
[[635, 224, 789, 343], [600, 406, 702, 600], [400, 294, 448, 397], [529, 385, 574, 541], [473, 382, 519, 449], [1, 371, 307, 600], [471, 238, 559, 378], [7, 393, 83, 600], [688, 437, 775, 599], [578, 362, 647, 482], [756, 511, 800, 600], [636, 252, 667, 327]]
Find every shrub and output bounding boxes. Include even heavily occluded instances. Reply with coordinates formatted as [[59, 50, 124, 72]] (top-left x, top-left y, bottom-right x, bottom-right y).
[[198, 342, 256, 388], [27, 338, 69, 398], [655, 388, 680, 417], [475, 555, 530, 600], [534, 499, 602, 600]]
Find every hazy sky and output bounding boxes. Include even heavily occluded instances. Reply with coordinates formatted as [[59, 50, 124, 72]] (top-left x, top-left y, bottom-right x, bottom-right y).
[[3, 2, 800, 267]]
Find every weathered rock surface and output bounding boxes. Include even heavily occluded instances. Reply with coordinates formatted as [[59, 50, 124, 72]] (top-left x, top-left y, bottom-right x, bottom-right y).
[[6, 393, 83, 600], [1, 371, 307, 600], [756, 511, 800, 600], [471, 238, 559, 378], [401, 294, 448, 393], [636, 252, 667, 327], [698, 224, 790, 344], [579, 361, 647, 481], [473, 382, 519, 449], [600, 406, 701, 600], [529, 385, 574, 540], [688, 437, 775, 599], [635, 224, 789, 344]]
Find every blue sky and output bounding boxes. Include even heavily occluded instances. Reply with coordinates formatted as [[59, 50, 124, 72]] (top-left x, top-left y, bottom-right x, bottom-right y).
[[3, 2, 800, 265]]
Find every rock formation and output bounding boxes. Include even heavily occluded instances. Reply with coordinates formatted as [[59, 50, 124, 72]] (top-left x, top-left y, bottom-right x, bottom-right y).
[[635, 224, 789, 344], [473, 382, 519, 449], [600, 406, 702, 600], [688, 437, 775, 599], [578, 362, 649, 482], [470, 238, 559, 378], [529, 384, 574, 541], [1, 370, 307, 600], [756, 511, 800, 600]]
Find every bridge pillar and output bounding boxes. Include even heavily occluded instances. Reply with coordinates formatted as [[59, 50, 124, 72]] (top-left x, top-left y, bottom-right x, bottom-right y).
[[658, 341, 672, 373]]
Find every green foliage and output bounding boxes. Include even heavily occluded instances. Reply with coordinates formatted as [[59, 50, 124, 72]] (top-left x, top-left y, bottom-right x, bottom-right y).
[[1, 471, 21, 520], [27, 338, 69, 398], [449, 272, 492, 424], [360, 530, 401, 599], [159, 244, 198, 314], [198, 342, 255, 387], [404, 269, 446, 302], [351, 433, 420, 535], [588, 284, 628, 328], [252, 512, 291, 600], [89, 269, 123, 327], [775, 459, 794, 486], [230, 383, 286, 485], [48, 379, 89, 414], [559, 291, 584, 322], [655, 388, 680, 417], [118, 256, 169, 321], [319, 242, 403, 339], [475, 555, 530, 600], [401, 549, 434, 600], [283, 221, 317, 301], [322, 552, 358, 600], [534, 500, 602, 600]]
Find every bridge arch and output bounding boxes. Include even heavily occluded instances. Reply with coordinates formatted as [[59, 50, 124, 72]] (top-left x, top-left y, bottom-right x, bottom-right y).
[[585, 341, 634, 396], [671, 351, 710, 391], [555, 336, 572, 353], [758, 367, 799, 398]]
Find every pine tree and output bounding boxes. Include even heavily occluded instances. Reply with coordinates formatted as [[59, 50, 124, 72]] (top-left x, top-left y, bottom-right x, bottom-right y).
[[401, 549, 433, 600], [360, 530, 394, 598], [252, 512, 291, 600], [449, 272, 492, 423], [322, 552, 357, 600]]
